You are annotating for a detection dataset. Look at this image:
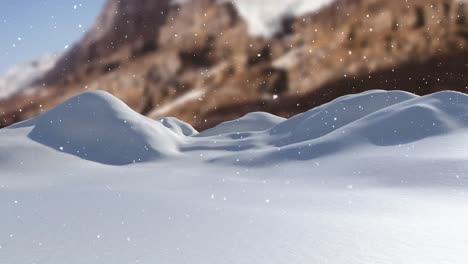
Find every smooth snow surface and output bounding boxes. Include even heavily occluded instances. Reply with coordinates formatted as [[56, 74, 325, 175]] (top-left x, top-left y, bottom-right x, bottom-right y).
[[2, 90, 468, 263]]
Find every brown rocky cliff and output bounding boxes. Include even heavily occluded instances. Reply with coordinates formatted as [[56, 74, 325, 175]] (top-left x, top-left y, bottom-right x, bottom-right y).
[[40, 0, 172, 86], [1, 0, 467, 130]]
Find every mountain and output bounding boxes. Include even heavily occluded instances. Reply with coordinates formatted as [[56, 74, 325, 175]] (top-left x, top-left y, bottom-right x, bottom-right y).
[[0, 0, 467, 129]]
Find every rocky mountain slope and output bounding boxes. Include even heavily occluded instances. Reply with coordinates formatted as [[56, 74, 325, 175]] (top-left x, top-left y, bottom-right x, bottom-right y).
[[1, 0, 467, 130]]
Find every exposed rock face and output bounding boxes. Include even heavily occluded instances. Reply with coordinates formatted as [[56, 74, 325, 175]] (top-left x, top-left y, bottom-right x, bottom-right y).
[[41, 0, 172, 85], [1, 0, 467, 130]]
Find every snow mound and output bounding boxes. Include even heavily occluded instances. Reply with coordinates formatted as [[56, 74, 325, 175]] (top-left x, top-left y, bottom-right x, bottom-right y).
[[10, 91, 181, 165], [347, 91, 468, 145], [270, 90, 417, 146], [197, 112, 286, 137], [157, 117, 198, 136]]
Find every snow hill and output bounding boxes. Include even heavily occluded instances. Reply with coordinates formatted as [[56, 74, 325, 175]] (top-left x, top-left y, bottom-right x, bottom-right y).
[[1, 90, 468, 264], [8, 91, 182, 165], [197, 111, 286, 137]]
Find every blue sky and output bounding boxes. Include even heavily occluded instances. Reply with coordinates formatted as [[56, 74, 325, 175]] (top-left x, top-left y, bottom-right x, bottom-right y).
[[0, 0, 105, 74]]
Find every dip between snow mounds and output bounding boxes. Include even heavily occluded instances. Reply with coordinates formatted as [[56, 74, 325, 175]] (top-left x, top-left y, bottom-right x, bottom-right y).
[[4, 89, 468, 166], [9, 91, 184, 165], [196, 112, 286, 137]]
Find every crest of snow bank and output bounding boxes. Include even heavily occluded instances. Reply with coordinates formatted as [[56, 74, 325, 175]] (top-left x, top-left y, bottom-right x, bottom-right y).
[[197, 112, 286, 137]]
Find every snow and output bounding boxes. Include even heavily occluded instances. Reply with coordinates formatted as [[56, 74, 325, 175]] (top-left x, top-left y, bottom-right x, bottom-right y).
[[226, 0, 335, 36], [172, 0, 335, 37], [1, 90, 468, 263], [197, 111, 285, 137], [0, 54, 59, 100]]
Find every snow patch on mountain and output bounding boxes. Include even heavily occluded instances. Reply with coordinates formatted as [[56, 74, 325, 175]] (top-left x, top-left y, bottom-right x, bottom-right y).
[[226, 0, 335, 36], [0, 54, 59, 100], [172, 0, 335, 37]]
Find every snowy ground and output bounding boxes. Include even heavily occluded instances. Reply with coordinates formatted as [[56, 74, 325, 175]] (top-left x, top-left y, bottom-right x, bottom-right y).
[[1, 90, 468, 263]]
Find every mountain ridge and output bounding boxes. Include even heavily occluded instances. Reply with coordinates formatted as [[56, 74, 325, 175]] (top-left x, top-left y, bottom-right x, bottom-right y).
[[0, 0, 467, 130]]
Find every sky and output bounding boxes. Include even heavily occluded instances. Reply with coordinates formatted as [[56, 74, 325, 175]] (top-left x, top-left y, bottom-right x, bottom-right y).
[[0, 0, 105, 74]]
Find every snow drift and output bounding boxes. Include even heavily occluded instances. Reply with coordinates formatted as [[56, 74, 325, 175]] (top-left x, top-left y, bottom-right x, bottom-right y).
[[187, 90, 468, 165], [9, 91, 182, 165], [172, 0, 335, 37], [4, 89, 468, 166], [225, 0, 335, 36], [2, 89, 468, 264]]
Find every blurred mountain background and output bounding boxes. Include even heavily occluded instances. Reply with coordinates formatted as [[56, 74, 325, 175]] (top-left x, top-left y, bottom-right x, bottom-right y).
[[1, 0, 467, 130]]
